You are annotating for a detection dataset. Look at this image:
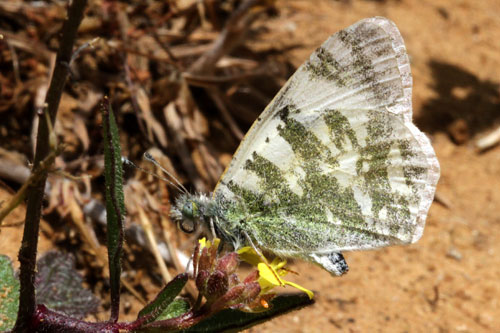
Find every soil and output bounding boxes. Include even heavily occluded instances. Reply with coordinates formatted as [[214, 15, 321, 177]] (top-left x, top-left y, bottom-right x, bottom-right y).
[[1, 0, 499, 332], [255, 1, 500, 332]]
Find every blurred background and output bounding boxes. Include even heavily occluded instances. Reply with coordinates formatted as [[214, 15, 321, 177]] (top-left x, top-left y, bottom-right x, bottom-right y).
[[0, 0, 499, 331]]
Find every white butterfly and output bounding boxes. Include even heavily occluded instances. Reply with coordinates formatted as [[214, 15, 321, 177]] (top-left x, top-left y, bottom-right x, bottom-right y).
[[172, 17, 440, 276]]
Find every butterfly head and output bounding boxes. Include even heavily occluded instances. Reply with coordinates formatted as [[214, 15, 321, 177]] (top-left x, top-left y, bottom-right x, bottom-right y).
[[171, 193, 215, 234]]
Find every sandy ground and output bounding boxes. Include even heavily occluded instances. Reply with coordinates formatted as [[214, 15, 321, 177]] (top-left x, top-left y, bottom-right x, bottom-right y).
[[252, 1, 500, 332], [1, 0, 499, 332]]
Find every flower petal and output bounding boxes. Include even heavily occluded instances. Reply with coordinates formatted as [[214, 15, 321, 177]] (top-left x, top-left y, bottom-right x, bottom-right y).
[[257, 263, 283, 287], [199, 237, 207, 248], [282, 280, 314, 299], [237, 247, 262, 266], [212, 238, 221, 249], [237, 246, 314, 299], [270, 257, 287, 271]]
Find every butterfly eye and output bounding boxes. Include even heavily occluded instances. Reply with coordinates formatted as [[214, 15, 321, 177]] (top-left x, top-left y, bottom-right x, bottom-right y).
[[178, 219, 197, 234], [182, 201, 199, 219]]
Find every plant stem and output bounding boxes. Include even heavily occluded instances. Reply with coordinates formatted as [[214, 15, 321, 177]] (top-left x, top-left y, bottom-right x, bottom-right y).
[[13, 1, 88, 331], [33, 305, 115, 333]]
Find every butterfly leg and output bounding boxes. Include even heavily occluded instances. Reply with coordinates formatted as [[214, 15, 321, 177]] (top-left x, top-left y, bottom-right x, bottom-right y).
[[209, 217, 217, 239], [242, 230, 270, 265], [309, 252, 349, 276]]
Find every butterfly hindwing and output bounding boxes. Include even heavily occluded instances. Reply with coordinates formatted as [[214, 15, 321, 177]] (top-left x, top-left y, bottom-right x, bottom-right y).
[[212, 17, 439, 274]]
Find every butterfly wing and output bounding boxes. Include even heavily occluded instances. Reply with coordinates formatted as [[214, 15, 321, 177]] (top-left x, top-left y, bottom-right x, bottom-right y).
[[213, 17, 440, 274]]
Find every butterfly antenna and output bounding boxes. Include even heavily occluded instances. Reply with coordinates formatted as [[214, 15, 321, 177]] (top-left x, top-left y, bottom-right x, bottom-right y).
[[143, 152, 189, 194], [122, 156, 187, 194]]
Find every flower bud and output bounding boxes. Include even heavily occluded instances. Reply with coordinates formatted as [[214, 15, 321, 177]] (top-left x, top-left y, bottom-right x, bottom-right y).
[[243, 270, 259, 284], [208, 242, 219, 267], [210, 285, 245, 312], [198, 247, 210, 272], [242, 281, 261, 301], [195, 269, 210, 294], [206, 270, 229, 302], [228, 273, 240, 287], [216, 252, 238, 275], [192, 242, 201, 276]]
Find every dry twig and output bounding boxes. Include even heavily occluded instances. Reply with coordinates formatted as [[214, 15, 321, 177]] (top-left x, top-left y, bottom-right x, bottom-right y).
[[15, 1, 88, 330], [475, 125, 500, 152]]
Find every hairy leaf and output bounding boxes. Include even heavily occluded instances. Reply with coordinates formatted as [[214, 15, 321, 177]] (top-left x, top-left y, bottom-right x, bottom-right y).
[[35, 251, 99, 318], [0, 255, 20, 331], [156, 298, 191, 321], [101, 99, 125, 321], [137, 273, 189, 325], [183, 293, 314, 332]]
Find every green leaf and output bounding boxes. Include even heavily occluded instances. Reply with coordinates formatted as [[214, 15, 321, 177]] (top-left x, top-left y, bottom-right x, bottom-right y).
[[156, 298, 191, 321], [182, 293, 314, 333], [0, 255, 19, 331], [35, 251, 99, 318], [137, 273, 189, 325], [101, 99, 125, 320]]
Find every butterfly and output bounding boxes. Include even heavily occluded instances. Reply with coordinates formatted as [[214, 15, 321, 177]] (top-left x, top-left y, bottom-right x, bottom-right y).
[[171, 17, 440, 276]]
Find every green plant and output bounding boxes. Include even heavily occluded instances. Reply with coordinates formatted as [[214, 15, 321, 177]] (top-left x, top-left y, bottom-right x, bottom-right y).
[[0, 99, 312, 332], [0, 1, 313, 330]]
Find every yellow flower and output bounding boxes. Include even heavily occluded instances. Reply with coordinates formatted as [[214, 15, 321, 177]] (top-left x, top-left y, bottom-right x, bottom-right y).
[[237, 247, 314, 299], [198, 237, 220, 250]]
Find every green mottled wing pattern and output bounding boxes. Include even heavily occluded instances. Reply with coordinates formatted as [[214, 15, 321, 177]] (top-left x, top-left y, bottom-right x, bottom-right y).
[[212, 17, 440, 274]]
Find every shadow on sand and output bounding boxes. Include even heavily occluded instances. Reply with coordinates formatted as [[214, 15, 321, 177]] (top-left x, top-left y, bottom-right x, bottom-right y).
[[415, 60, 500, 142]]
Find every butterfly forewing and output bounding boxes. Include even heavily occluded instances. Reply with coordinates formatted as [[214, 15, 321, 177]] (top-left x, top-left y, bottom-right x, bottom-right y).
[[212, 17, 439, 272]]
